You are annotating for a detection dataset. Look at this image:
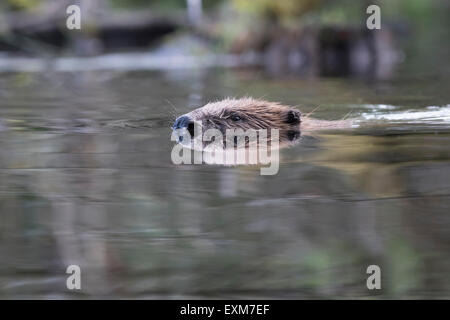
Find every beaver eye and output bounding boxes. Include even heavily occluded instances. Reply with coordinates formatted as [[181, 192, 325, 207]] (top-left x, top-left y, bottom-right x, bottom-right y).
[[230, 114, 241, 121]]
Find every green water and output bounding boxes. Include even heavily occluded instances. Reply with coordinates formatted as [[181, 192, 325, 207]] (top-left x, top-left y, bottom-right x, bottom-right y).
[[0, 69, 449, 299]]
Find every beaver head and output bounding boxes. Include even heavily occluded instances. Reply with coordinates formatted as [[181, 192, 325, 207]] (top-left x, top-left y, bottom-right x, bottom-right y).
[[172, 98, 301, 149]]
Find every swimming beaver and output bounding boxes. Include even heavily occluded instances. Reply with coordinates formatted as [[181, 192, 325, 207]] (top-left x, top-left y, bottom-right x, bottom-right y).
[[172, 97, 352, 150]]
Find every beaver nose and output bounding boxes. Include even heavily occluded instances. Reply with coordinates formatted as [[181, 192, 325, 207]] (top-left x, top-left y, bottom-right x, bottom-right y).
[[173, 115, 195, 140], [173, 115, 191, 130]]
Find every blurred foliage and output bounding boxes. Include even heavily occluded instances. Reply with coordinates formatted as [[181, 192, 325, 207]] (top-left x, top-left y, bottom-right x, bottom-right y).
[[5, 0, 41, 11], [379, 0, 435, 20], [303, 0, 365, 25], [108, 0, 224, 10], [1, 0, 444, 23], [109, 0, 184, 9], [232, 0, 321, 21], [229, 0, 443, 26]]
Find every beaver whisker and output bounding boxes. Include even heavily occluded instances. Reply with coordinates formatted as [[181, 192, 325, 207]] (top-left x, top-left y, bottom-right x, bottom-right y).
[[305, 105, 321, 118]]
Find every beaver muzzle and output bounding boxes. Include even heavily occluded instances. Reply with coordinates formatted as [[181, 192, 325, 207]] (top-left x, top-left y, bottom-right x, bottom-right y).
[[172, 115, 196, 142]]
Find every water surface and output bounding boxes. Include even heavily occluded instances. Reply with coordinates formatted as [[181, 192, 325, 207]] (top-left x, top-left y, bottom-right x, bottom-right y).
[[0, 69, 449, 299]]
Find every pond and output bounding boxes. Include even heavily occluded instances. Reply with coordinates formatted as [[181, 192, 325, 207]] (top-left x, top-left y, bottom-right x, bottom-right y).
[[0, 68, 449, 298]]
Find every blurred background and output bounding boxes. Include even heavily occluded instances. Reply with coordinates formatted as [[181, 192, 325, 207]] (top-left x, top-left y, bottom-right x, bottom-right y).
[[0, 0, 449, 299], [0, 0, 449, 77]]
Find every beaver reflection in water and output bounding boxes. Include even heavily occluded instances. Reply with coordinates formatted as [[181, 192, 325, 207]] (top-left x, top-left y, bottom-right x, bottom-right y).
[[172, 98, 352, 150]]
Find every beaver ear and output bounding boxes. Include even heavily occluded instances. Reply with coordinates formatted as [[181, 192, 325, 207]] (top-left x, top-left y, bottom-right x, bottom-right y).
[[286, 109, 301, 124]]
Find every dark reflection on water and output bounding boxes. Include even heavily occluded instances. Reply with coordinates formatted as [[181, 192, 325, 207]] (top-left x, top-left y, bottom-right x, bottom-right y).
[[0, 70, 449, 299]]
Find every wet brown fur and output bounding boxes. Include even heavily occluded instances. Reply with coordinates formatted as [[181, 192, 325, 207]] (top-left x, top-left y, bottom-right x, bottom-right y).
[[186, 98, 302, 145], [182, 98, 351, 146]]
